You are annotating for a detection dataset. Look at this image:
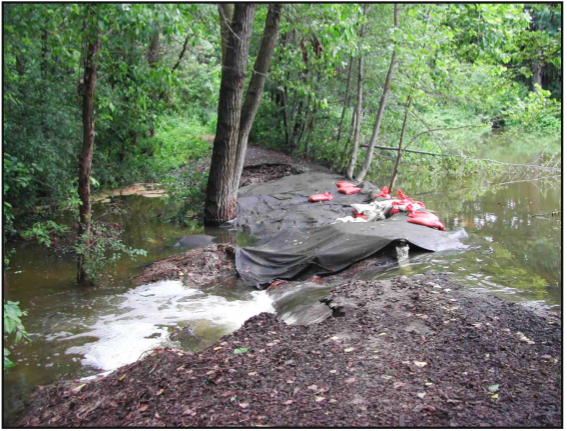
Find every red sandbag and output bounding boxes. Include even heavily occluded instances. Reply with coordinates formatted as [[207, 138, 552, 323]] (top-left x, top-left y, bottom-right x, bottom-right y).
[[353, 213, 368, 220], [408, 211, 445, 231], [338, 187, 361, 195], [397, 189, 410, 200], [308, 191, 333, 202], [336, 181, 356, 188], [407, 217, 445, 231], [373, 186, 391, 199]]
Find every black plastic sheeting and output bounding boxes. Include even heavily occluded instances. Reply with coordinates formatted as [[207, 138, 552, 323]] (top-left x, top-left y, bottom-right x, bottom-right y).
[[234, 172, 377, 236], [234, 172, 466, 288]]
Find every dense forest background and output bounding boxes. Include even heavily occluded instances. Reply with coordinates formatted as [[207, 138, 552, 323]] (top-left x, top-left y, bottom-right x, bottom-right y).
[[3, 3, 561, 265]]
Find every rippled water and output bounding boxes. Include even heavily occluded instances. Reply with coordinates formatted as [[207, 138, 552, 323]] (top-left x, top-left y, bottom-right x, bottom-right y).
[[3, 133, 561, 423]]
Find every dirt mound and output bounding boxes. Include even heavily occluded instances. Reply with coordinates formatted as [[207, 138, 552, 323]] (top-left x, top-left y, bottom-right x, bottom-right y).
[[240, 164, 303, 187], [133, 244, 236, 286], [19, 273, 561, 427]]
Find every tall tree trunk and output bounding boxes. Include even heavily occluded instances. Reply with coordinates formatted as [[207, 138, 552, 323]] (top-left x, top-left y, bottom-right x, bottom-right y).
[[355, 4, 398, 182], [346, 4, 368, 180], [77, 17, 100, 283], [233, 4, 283, 190], [336, 56, 354, 144], [205, 4, 256, 226], [218, 4, 235, 66], [389, 93, 412, 192]]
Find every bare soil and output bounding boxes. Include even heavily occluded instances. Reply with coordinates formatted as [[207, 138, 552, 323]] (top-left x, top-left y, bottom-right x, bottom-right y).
[[19, 272, 561, 427]]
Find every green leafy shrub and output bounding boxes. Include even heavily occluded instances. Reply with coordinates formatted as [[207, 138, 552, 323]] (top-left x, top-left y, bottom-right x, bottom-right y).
[[74, 221, 147, 281], [502, 85, 561, 135], [3, 301, 30, 370]]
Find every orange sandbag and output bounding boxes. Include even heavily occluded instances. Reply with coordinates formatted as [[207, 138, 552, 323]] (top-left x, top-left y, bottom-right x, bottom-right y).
[[338, 187, 361, 195], [308, 191, 333, 202], [336, 181, 356, 188]]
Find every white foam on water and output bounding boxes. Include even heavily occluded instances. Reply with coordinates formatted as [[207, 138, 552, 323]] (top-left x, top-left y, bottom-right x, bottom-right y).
[[64, 280, 274, 371]]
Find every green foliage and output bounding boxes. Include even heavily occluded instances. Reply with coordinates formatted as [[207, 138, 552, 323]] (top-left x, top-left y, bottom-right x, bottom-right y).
[[233, 347, 250, 355], [2, 2, 561, 250], [163, 169, 209, 225], [502, 85, 561, 134], [22, 221, 69, 247], [3, 301, 30, 370], [74, 221, 147, 281]]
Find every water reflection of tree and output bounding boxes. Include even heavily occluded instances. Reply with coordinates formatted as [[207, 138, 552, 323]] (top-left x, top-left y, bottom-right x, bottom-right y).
[[451, 175, 560, 288], [370, 164, 560, 291]]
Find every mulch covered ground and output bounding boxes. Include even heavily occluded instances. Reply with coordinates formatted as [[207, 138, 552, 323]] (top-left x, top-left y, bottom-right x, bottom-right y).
[[133, 244, 235, 286], [174, 142, 331, 188], [19, 273, 561, 427], [239, 164, 302, 187]]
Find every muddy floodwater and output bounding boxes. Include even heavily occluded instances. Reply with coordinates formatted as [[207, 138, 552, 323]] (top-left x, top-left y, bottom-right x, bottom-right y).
[[3, 134, 561, 423]]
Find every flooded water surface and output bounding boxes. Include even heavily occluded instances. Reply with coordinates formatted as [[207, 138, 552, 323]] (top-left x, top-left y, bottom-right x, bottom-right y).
[[3, 134, 561, 423]]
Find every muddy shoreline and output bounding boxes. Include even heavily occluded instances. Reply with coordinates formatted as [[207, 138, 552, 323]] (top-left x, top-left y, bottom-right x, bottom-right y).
[[18, 267, 561, 427]]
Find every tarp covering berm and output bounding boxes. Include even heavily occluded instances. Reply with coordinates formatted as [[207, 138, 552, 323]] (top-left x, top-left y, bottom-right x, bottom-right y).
[[234, 172, 465, 288]]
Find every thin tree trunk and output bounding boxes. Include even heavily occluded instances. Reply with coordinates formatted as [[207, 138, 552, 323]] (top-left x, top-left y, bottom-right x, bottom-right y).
[[233, 4, 283, 190], [148, 32, 160, 137], [156, 34, 191, 101], [389, 93, 412, 192], [148, 33, 160, 67], [171, 35, 190, 71], [355, 4, 399, 182], [533, 62, 543, 91], [205, 4, 256, 226], [218, 4, 235, 66], [341, 107, 357, 164], [346, 55, 364, 179], [77, 16, 100, 283], [336, 56, 354, 144], [281, 87, 290, 147], [346, 4, 368, 179]]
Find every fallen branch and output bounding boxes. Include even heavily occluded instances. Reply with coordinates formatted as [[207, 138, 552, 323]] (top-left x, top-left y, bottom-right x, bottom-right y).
[[530, 211, 561, 218], [361, 144, 443, 156], [362, 145, 561, 172]]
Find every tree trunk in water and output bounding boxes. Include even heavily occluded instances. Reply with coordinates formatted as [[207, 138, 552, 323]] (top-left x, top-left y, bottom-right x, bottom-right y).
[[336, 56, 354, 144], [218, 4, 235, 66], [346, 4, 368, 180], [205, 4, 256, 226], [233, 4, 283, 190], [389, 93, 412, 193], [77, 22, 100, 283], [355, 4, 398, 182]]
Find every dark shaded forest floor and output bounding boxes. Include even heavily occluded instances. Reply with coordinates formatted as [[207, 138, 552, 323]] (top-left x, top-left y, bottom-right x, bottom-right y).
[[19, 270, 561, 427]]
